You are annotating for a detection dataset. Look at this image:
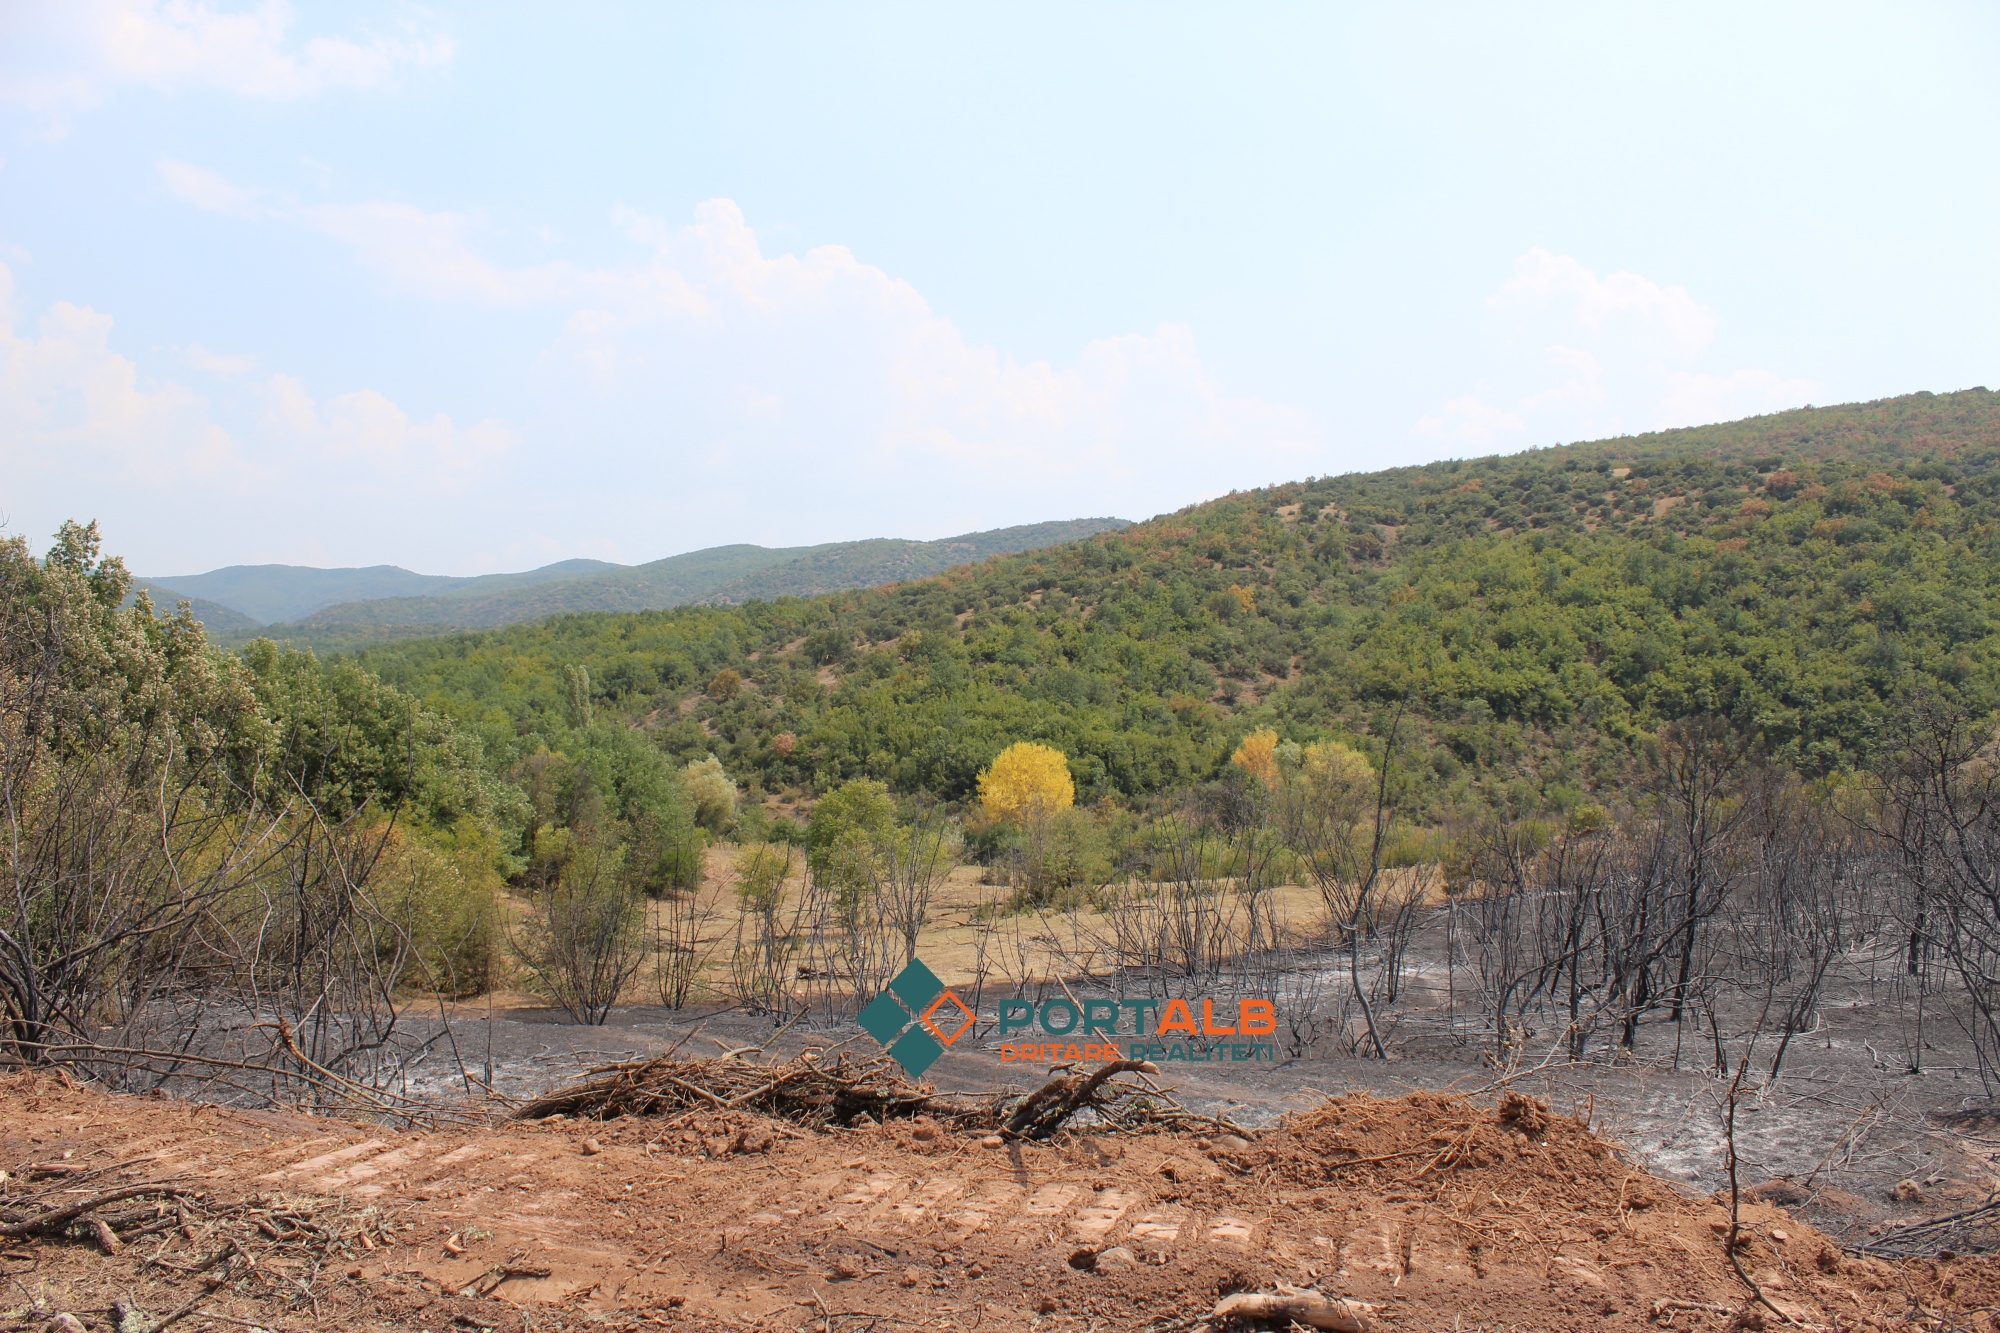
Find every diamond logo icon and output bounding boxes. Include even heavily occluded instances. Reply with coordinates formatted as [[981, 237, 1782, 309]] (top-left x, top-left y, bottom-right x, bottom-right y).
[[888, 958, 944, 1010], [888, 1025, 945, 1078], [860, 959, 971, 1077], [858, 991, 913, 1047]]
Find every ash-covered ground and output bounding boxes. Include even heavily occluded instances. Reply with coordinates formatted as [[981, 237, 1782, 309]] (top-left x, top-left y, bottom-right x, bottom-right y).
[[384, 926, 2000, 1254]]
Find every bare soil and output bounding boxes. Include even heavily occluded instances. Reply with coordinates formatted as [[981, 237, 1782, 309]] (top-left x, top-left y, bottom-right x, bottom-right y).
[[5, 1071, 1999, 1332]]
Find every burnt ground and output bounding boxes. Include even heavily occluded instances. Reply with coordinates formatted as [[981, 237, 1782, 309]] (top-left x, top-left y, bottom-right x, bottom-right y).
[[378, 928, 2000, 1259], [5, 1069, 2000, 1333], [28, 922, 1995, 1330]]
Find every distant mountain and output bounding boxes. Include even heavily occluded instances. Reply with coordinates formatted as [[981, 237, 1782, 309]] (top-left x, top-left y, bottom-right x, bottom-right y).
[[152, 519, 1130, 649], [699, 521, 1137, 603], [130, 580, 267, 637], [144, 559, 618, 625]]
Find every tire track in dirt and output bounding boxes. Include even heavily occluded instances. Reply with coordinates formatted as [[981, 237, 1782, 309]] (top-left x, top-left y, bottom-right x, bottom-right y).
[[6, 1076, 1999, 1331]]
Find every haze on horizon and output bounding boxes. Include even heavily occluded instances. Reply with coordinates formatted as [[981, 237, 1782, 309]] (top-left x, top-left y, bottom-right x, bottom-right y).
[[2, 1, 1996, 577]]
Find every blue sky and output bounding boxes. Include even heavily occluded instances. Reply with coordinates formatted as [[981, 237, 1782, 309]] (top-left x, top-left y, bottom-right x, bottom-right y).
[[2, 2, 1996, 576]]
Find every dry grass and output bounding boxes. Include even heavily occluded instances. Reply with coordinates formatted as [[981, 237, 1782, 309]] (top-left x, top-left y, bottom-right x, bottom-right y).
[[478, 845, 1441, 1013]]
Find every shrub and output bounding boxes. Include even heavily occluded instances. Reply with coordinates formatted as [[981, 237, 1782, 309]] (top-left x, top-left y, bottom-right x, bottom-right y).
[[511, 830, 649, 1024], [681, 755, 738, 833], [368, 819, 502, 997]]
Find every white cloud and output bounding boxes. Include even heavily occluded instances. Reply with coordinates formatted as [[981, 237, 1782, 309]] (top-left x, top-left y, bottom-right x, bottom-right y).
[[1415, 396, 1526, 446], [1658, 367, 1820, 426], [261, 374, 508, 482], [178, 342, 256, 375], [150, 182, 1318, 546], [157, 156, 261, 217], [1494, 248, 1717, 357], [0, 262, 240, 485], [1416, 249, 1818, 448], [0, 261, 510, 568], [1, 1, 450, 124], [525, 200, 1316, 527]]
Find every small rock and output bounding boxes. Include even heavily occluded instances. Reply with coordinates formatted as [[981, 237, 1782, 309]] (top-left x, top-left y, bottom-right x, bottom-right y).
[[979, 1134, 1005, 1150], [966, 1262, 985, 1278], [735, 1127, 774, 1154], [1214, 1134, 1251, 1152], [1747, 1178, 1808, 1207], [898, 1267, 923, 1288], [580, 1138, 603, 1156], [1094, 1246, 1141, 1272], [912, 1123, 940, 1142], [47, 1316, 86, 1333], [1770, 1228, 1790, 1243], [705, 1136, 734, 1158], [1035, 1297, 1059, 1315], [1891, 1178, 1925, 1203], [832, 1257, 865, 1280]]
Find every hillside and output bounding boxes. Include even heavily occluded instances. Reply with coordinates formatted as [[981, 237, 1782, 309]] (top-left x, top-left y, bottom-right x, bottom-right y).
[[148, 519, 1127, 648], [128, 578, 268, 636], [144, 560, 619, 624], [350, 388, 2000, 816]]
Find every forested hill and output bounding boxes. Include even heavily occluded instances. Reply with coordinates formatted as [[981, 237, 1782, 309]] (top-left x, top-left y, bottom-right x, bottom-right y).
[[160, 519, 1126, 650], [351, 388, 2000, 817]]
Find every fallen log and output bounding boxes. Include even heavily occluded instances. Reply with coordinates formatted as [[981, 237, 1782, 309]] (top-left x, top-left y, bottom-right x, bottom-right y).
[[0, 1185, 190, 1240], [1207, 1284, 1375, 1332]]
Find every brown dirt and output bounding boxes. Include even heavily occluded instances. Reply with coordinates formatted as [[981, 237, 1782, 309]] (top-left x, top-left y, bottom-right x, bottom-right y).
[[2, 1072, 1997, 1332]]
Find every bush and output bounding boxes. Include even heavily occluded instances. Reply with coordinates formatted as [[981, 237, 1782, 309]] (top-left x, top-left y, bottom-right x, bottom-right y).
[[682, 755, 738, 833], [806, 779, 896, 888], [368, 820, 503, 997], [511, 830, 649, 1024]]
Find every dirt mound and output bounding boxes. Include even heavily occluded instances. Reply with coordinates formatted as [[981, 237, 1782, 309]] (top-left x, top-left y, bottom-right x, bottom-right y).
[[4, 1073, 2000, 1332]]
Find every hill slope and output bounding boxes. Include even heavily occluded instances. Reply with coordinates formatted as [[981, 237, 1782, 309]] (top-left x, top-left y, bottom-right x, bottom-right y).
[[144, 561, 620, 624], [157, 519, 1128, 647], [129, 579, 268, 636], [350, 389, 2000, 813]]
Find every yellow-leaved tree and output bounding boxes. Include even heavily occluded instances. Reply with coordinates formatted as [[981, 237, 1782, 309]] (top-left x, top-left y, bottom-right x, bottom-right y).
[[977, 742, 1075, 826], [1230, 729, 1281, 789]]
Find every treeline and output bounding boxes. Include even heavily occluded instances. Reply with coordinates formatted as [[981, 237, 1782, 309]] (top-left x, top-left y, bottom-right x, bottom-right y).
[[11, 387, 2000, 1079], [350, 389, 2000, 829], [0, 522, 509, 1093]]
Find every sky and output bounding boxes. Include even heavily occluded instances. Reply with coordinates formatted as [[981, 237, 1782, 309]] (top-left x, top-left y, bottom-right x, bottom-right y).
[[1, 3, 1996, 577]]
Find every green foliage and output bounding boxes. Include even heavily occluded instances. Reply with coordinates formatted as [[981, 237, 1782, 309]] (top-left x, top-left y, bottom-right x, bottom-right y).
[[3, 521, 515, 1027], [734, 842, 795, 917], [807, 778, 897, 889], [237, 638, 498, 826], [342, 389, 2000, 824], [682, 755, 738, 832], [510, 826, 648, 1024], [367, 820, 503, 996]]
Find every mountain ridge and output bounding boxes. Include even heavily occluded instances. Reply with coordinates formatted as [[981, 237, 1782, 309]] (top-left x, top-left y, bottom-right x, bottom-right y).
[[145, 519, 1130, 648], [342, 387, 2000, 809]]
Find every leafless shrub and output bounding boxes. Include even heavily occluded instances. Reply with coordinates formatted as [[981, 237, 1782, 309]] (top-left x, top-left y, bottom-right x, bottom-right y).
[[510, 832, 650, 1025]]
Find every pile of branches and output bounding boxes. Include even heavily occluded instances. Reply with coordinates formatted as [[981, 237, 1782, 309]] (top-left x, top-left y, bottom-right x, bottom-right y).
[[512, 1048, 965, 1127], [0, 1169, 387, 1307], [1852, 1197, 2000, 1258], [1001, 1058, 1244, 1140], [515, 1048, 1245, 1142]]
